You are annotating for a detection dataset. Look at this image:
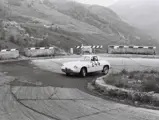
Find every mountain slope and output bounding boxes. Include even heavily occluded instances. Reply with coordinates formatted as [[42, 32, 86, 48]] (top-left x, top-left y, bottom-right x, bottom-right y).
[[110, 0, 159, 39], [0, 0, 158, 52]]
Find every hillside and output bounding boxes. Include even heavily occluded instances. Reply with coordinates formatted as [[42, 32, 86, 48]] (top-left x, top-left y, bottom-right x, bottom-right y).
[[110, 0, 159, 40], [0, 0, 158, 52]]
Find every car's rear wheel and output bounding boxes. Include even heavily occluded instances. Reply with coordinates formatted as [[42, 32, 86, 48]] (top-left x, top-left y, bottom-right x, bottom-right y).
[[66, 72, 70, 76], [80, 68, 87, 77], [103, 65, 109, 75]]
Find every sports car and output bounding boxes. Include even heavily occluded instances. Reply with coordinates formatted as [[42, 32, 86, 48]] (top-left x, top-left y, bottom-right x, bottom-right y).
[[61, 55, 110, 77]]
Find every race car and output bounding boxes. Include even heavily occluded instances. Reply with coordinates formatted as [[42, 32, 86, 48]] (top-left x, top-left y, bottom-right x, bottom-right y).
[[61, 55, 110, 77]]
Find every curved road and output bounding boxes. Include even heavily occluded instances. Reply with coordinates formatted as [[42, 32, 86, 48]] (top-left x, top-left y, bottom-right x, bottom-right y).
[[0, 60, 101, 93], [0, 57, 159, 120]]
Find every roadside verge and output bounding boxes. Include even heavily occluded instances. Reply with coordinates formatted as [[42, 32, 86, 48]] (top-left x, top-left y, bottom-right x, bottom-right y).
[[88, 75, 159, 110]]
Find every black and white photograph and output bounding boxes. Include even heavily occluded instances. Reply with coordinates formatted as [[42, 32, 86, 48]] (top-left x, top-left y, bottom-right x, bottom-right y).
[[0, 0, 159, 120]]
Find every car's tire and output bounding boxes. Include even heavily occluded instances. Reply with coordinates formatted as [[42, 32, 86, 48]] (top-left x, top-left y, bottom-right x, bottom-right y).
[[103, 65, 109, 75], [66, 72, 70, 76], [80, 67, 87, 77]]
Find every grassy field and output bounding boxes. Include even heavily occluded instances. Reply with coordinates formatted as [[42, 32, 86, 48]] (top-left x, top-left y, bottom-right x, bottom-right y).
[[104, 70, 159, 93]]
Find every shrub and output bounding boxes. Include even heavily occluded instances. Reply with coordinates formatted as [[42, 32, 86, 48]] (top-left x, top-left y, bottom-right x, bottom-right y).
[[0, 44, 8, 49], [143, 70, 158, 74], [152, 96, 159, 106], [142, 78, 157, 92], [101, 70, 159, 107], [131, 92, 141, 102], [150, 70, 158, 74], [116, 90, 128, 100], [23, 26, 31, 35], [95, 78, 159, 106], [9, 35, 15, 43], [0, 31, 6, 40], [120, 69, 128, 75], [140, 93, 151, 103], [106, 74, 129, 89], [108, 89, 118, 97], [35, 40, 50, 47], [105, 70, 159, 93], [133, 73, 144, 80], [116, 78, 129, 88]]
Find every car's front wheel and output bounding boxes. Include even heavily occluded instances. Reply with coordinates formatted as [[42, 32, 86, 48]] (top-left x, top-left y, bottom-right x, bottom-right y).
[[103, 65, 109, 75], [80, 67, 87, 77]]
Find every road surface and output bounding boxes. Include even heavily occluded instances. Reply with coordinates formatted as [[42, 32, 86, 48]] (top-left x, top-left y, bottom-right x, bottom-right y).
[[0, 57, 159, 120]]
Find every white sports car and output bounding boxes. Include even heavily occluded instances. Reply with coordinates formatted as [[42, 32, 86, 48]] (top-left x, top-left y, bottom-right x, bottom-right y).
[[61, 55, 110, 77]]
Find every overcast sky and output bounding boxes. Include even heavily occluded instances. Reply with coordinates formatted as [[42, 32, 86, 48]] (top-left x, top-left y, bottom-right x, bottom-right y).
[[73, 0, 119, 6]]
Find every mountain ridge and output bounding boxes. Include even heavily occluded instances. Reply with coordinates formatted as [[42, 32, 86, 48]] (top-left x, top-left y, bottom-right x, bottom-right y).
[[0, 0, 158, 52], [110, 0, 159, 40]]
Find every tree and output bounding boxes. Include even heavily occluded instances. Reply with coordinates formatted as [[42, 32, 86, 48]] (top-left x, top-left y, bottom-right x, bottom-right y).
[[0, 31, 5, 40]]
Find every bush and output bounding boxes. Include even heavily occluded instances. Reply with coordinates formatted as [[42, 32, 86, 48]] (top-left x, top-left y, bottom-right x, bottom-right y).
[[108, 89, 118, 97], [0, 31, 6, 40], [35, 40, 50, 47], [9, 35, 15, 43], [140, 94, 151, 103], [152, 96, 159, 106], [131, 92, 142, 102], [0, 44, 8, 49], [144, 70, 158, 74], [116, 90, 128, 99], [150, 70, 158, 74], [99, 70, 159, 107], [105, 70, 159, 93], [120, 69, 128, 75], [142, 78, 157, 92], [95, 77, 159, 107], [23, 26, 31, 35], [106, 74, 129, 89]]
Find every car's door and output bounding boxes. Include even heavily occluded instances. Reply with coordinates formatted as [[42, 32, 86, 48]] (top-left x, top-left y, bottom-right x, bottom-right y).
[[83, 56, 94, 73], [90, 56, 101, 72], [87, 61, 95, 72]]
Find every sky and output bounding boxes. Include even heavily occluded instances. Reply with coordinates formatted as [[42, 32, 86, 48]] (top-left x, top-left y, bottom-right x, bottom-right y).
[[73, 0, 119, 7]]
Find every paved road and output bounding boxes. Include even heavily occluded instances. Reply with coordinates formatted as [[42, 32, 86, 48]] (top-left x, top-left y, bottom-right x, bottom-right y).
[[0, 57, 159, 120], [0, 61, 101, 93]]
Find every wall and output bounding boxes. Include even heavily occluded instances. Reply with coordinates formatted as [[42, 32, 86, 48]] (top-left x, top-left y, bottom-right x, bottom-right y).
[[0, 49, 19, 60], [108, 45, 156, 55], [74, 45, 103, 54], [24, 47, 54, 57]]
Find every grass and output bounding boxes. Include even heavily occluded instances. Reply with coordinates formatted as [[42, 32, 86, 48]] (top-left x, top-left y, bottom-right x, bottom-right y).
[[104, 70, 159, 93], [96, 70, 159, 106]]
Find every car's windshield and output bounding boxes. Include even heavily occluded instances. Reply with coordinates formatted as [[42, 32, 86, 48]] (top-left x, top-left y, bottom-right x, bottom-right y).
[[81, 56, 91, 61]]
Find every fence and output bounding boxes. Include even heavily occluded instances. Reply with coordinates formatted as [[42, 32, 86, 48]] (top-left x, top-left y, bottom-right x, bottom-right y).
[[108, 45, 156, 55], [0, 45, 157, 60], [74, 45, 104, 54], [24, 47, 54, 57], [0, 49, 19, 60]]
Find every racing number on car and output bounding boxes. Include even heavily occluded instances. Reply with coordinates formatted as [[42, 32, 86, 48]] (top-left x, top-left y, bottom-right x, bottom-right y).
[[92, 61, 100, 67]]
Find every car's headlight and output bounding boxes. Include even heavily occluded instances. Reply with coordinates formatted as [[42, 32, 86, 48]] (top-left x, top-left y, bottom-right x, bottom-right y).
[[74, 66, 78, 69]]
